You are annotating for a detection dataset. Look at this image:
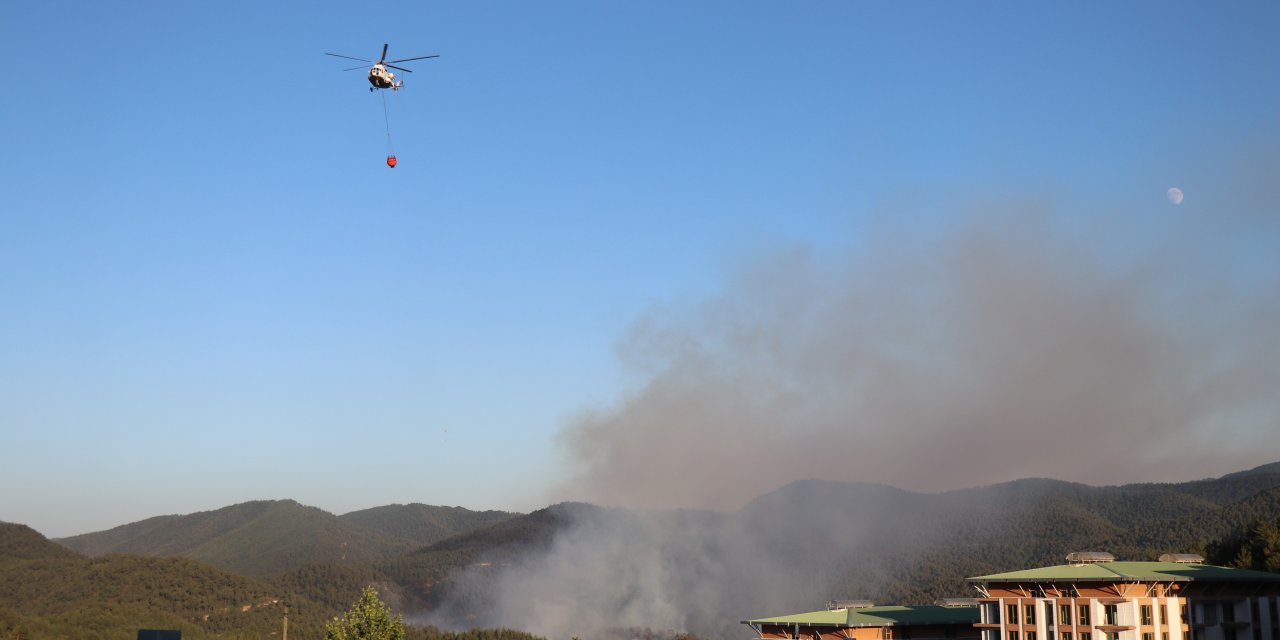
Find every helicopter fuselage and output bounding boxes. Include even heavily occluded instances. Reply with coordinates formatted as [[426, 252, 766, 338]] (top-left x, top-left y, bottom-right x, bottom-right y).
[[368, 64, 401, 91], [327, 45, 436, 92]]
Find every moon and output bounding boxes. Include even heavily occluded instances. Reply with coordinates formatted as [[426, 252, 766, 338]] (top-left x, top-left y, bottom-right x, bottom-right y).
[[1167, 187, 1184, 205]]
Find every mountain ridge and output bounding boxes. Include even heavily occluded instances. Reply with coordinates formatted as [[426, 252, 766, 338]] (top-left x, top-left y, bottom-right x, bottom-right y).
[[56, 499, 519, 578], [24, 462, 1280, 639], [0, 523, 332, 640], [339, 503, 517, 547]]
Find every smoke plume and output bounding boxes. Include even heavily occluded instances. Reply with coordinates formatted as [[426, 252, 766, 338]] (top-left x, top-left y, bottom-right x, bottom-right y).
[[423, 177, 1280, 639], [556, 194, 1280, 509]]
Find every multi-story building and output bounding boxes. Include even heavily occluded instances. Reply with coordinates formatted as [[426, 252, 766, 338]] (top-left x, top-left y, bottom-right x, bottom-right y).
[[743, 554, 1280, 640], [968, 553, 1280, 640]]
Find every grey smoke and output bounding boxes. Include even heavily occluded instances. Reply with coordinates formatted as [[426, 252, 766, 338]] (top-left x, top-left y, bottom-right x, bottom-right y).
[[556, 197, 1280, 509], [422, 182, 1279, 639], [415, 503, 864, 639]]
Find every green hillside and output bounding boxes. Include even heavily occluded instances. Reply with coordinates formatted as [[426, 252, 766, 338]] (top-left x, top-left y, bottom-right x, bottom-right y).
[[1, 523, 549, 640], [339, 504, 517, 547], [1, 522, 80, 562], [17, 464, 1280, 640], [736, 470, 1280, 607], [0, 523, 331, 640], [1109, 485, 1280, 556], [57, 500, 423, 578]]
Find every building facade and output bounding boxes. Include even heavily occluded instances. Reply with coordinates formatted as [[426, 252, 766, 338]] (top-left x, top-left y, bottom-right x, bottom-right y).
[[967, 555, 1280, 640], [744, 555, 1280, 640]]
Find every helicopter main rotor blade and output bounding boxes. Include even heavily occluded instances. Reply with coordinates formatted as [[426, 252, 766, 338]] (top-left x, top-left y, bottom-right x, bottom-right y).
[[326, 52, 373, 63], [380, 43, 389, 62], [342, 65, 367, 71], [387, 54, 440, 63], [386, 64, 415, 73]]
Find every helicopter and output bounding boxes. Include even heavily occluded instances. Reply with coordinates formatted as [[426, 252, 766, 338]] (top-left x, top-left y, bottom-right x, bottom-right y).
[[325, 43, 439, 91]]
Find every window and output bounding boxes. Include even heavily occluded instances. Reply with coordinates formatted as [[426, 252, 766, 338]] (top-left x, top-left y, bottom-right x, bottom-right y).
[[1144, 633, 1154, 640], [1105, 605, 1119, 626], [1062, 606, 1074, 626], [1027, 606, 1038, 625], [1223, 629, 1236, 640], [1081, 606, 1092, 626], [1162, 633, 1168, 640], [1009, 605, 1020, 625], [1222, 603, 1235, 623], [1047, 606, 1055, 627], [984, 603, 1001, 625], [1062, 633, 1072, 640], [1142, 606, 1153, 626], [1028, 633, 1037, 640], [1107, 633, 1120, 640], [1010, 632, 1021, 640], [1160, 606, 1167, 626], [1081, 633, 1092, 640]]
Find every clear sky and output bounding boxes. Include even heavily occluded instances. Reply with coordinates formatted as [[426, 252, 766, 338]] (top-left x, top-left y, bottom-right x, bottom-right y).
[[2, 2, 1278, 538]]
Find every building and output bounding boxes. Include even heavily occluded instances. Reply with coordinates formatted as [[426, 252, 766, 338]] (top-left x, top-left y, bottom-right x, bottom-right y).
[[743, 601, 982, 640], [967, 553, 1280, 640], [743, 554, 1280, 640]]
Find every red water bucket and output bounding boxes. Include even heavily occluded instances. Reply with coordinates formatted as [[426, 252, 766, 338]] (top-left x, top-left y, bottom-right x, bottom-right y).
[[386, 155, 398, 168]]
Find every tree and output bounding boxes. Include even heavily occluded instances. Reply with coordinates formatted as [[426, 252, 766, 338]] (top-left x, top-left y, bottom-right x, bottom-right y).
[[325, 586, 406, 640], [1206, 517, 1280, 573]]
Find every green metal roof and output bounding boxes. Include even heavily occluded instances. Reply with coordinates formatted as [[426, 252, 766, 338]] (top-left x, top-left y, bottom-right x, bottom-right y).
[[968, 562, 1280, 583], [744, 605, 980, 628]]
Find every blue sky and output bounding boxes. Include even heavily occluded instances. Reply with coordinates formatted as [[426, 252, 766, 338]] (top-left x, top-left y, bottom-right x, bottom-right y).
[[2, 2, 1278, 538]]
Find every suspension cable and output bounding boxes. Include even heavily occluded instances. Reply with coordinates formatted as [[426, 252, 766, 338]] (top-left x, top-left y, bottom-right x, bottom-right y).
[[381, 90, 394, 156]]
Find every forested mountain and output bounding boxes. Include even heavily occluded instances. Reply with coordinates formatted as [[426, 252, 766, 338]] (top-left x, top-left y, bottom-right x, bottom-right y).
[[339, 504, 517, 547], [1221, 461, 1280, 479], [56, 500, 509, 579], [13, 462, 1280, 640], [0, 522, 80, 562], [1110, 485, 1280, 557], [0, 523, 546, 640], [724, 464, 1280, 606], [379, 502, 600, 610], [267, 503, 596, 615], [373, 463, 1280, 638], [0, 522, 327, 640]]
